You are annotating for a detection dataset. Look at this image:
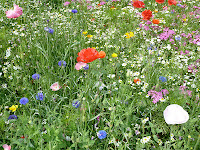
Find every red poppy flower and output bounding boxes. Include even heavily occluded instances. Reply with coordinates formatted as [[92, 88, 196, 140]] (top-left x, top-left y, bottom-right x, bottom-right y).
[[77, 48, 99, 63], [142, 10, 152, 20], [152, 19, 160, 24], [132, 1, 145, 8], [156, 0, 165, 4], [168, 0, 177, 6]]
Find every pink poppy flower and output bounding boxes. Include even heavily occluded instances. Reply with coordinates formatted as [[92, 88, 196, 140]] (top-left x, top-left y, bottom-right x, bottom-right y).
[[2, 144, 11, 150], [13, 4, 23, 15], [75, 62, 87, 70], [5, 4, 23, 18], [50, 82, 61, 91], [163, 104, 189, 124]]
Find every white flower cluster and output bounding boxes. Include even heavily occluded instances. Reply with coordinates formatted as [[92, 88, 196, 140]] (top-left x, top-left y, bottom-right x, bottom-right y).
[[140, 136, 151, 144]]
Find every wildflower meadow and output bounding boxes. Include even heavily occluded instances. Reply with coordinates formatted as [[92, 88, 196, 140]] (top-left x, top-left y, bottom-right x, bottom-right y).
[[0, 0, 200, 149]]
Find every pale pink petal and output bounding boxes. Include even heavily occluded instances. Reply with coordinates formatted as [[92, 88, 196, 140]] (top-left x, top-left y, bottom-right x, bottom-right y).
[[6, 10, 20, 18], [163, 104, 189, 124], [14, 4, 23, 16], [3, 144, 11, 150], [50, 82, 61, 91], [75, 62, 87, 70], [64, 1, 70, 6], [5, 4, 22, 18]]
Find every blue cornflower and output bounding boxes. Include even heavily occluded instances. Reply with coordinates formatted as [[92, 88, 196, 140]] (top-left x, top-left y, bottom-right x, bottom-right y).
[[48, 28, 54, 34], [147, 47, 152, 50], [44, 27, 49, 31], [32, 73, 40, 80], [97, 130, 107, 139], [58, 60, 67, 67], [83, 64, 89, 70], [175, 36, 181, 41], [19, 97, 29, 105], [72, 100, 80, 108], [8, 115, 18, 120], [36, 93, 45, 101], [44, 27, 54, 34], [72, 9, 78, 13], [177, 4, 182, 7], [159, 76, 167, 82]]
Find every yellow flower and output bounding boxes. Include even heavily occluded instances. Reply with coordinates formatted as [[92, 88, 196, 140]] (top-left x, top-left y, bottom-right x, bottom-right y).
[[9, 105, 18, 112], [87, 35, 93, 38], [125, 32, 134, 38], [183, 18, 187, 22], [112, 53, 118, 58], [188, 135, 191, 139], [130, 32, 134, 37], [154, 9, 158, 13], [82, 31, 88, 35]]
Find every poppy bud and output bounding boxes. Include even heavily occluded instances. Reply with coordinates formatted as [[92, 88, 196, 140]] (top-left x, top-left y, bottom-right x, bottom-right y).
[[98, 51, 106, 58]]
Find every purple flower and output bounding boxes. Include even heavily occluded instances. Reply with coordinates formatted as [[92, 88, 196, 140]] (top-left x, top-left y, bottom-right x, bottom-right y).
[[32, 73, 40, 80], [186, 90, 192, 97], [135, 130, 140, 135], [97, 130, 107, 139], [72, 100, 80, 108], [146, 20, 152, 25], [87, 6, 93, 9], [161, 89, 169, 96], [143, 25, 149, 31], [72, 9, 78, 13], [58, 60, 66, 67], [147, 47, 152, 50], [159, 76, 167, 82], [100, 1, 106, 5], [19, 97, 29, 105], [8, 115, 17, 120], [179, 86, 187, 91], [36, 93, 45, 101], [44, 27, 54, 34], [48, 28, 54, 34], [175, 36, 181, 41], [83, 64, 89, 70], [148, 90, 165, 104], [44, 27, 49, 31], [176, 4, 182, 7]]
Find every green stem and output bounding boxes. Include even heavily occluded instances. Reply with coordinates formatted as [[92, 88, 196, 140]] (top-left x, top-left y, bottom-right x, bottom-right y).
[[194, 135, 200, 150]]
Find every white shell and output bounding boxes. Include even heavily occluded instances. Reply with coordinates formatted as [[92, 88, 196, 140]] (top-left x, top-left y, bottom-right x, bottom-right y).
[[163, 104, 189, 124]]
